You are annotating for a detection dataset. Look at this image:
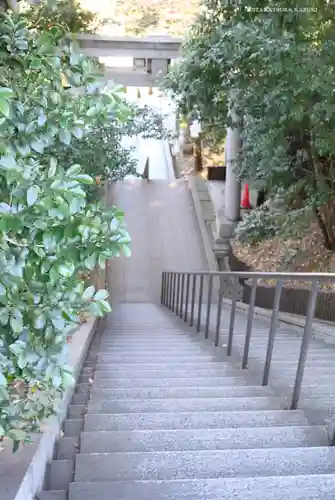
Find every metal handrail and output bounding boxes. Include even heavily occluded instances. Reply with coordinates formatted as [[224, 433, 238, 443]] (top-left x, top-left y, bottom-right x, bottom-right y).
[[160, 270, 334, 410], [163, 271, 335, 281]]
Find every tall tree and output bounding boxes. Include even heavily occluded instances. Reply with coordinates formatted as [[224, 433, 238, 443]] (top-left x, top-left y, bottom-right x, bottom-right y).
[[164, 0, 335, 249]]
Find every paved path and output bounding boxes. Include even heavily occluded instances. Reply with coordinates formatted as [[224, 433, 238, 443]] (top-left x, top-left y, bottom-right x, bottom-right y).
[[122, 88, 176, 181], [122, 136, 174, 180], [107, 179, 209, 303]]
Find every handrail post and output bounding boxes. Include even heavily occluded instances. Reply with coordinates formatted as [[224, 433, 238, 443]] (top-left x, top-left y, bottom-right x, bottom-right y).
[[176, 273, 181, 316], [242, 278, 257, 369], [227, 277, 238, 356], [196, 274, 204, 333], [205, 275, 213, 339], [190, 274, 197, 327], [168, 273, 173, 310], [160, 272, 165, 305], [180, 273, 185, 319], [291, 280, 319, 409], [172, 273, 177, 313], [215, 279, 224, 347], [262, 279, 283, 385], [184, 274, 191, 322]]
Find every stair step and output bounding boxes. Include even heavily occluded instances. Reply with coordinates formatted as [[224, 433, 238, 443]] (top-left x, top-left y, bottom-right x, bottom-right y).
[[57, 437, 79, 460], [93, 362, 230, 369], [80, 426, 328, 453], [39, 491, 67, 500], [87, 396, 283, 414], [89, 386, 272, 401], [93, 368, 242, 378], [84, 409, 308, 431], [68, 405, 86, 419], [97, 355, 217, 363], [48, 459, 74, 489], [82, 367, 94, 374], [98, 346, 209, 352], [64, 419, 84, 437], [76, 383, 90, 393], [93, 376, 253, 388], [74, 447, 335, 481], [69, 474, 335, 500], [72, 392, 89, 405], [98, 342, 210, 348]]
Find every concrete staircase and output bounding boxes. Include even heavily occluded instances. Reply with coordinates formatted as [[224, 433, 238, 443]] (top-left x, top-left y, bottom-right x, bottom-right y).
[[40, 303, 335, 500]]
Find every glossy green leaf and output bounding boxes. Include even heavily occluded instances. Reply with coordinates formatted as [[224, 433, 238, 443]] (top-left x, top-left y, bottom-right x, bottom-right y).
[[59, 129, 71, 145], [31, 140, 45, 153], [82, 286, 95, 300], [58, 262, 75, 277], [0, 99, 10, 118], [94, 289, 109, 301], [0, 155, 16, 170], [35, 313, 46, 329], [27, 185, 40, 206], [75, 174, 93, 185]]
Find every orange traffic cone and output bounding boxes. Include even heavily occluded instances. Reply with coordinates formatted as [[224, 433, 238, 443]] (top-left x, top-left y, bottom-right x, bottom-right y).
[[123, 86, 127, 94], [136, 88, 141, 99], [241, 184, 252, 209], [148, 87, 153, 96]]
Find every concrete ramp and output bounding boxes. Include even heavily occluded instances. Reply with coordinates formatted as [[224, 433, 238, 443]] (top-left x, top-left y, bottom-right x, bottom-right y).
[[107, 179, 208, 303]]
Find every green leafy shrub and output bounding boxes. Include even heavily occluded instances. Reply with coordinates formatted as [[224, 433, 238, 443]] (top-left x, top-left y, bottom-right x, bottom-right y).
[[0, 13, 131, 450], [234, 205, 278, 245], [235, 193, 313, 245]]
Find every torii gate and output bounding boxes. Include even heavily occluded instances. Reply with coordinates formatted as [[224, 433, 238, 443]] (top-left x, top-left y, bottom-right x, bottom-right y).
[[76, 34, 182, 87], [77, 34, 241, 249]]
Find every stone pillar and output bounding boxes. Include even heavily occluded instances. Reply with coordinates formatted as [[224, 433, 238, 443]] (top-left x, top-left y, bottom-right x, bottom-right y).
[[224, 91, 241, 222], [150, 59, 169, 81]]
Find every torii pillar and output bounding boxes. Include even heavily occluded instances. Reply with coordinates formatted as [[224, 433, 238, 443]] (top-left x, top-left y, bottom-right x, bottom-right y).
[[214, 91, 241, 255], [224, 92, 241, 223]]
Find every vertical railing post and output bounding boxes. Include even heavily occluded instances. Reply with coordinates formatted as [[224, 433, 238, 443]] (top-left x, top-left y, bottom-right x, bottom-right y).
[[176, 273, 181, 316], [227, 277, 238, 356], [180, 273, 185, 319], [242, 278, 257, 369], [172, 273, 177, 313], [160, 272, 165, 305], [291, 280, 319, 409], [196, 274, 204, 333], [205, 275, 213, 339], [184, 274, 191, 322], [262, 279, 283, 385], [190, 274, 197, 327], [215, 277, 224, 347], [168, 273, 173, 310]]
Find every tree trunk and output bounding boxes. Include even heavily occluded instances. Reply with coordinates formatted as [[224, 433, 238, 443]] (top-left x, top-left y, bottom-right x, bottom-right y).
[[194, 136, 202, 172], [314, 205, 335, 251]]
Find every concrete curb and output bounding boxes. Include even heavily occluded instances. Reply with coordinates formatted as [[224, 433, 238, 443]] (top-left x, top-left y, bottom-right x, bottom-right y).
[[0, 316, 99, 500], [188, 175, 218, 272], [162, 138, 176, 181]]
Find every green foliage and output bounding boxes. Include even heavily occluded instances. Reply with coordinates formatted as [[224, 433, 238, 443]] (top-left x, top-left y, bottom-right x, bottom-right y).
[[235, 194, 311, 245], [20, 0, 100, 36], [164, 0, 335, 249], [115, 0, 199, 36], [52, 98, 172, 202], [0, 12, 132, 449]]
